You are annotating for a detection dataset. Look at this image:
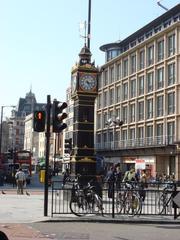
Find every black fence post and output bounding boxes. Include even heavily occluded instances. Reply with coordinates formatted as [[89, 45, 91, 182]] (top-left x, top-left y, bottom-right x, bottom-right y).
[[173, 182, 177, 220], [44, 95, 51, 217], [112, 179, 115, 218]]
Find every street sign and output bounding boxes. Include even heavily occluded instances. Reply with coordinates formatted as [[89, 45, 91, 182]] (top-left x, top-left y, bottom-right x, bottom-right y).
[[135, 159, 145, 170], [173, 191, 180, 208]]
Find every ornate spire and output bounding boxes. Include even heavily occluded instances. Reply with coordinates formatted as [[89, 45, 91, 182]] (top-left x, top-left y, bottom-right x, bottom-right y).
[[78, 44, 92, 65]]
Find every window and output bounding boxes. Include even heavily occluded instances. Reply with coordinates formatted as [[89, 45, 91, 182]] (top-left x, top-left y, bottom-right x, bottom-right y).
[[147, 98, 153, 119], [138, 76, 144, 95], [146, 125, 153, 145], [168, 92, 175, 115], [115, 108, 120, 121], [122, 130, 127, 147], [123, 59, 128, 77], [122, 82, 128, 100], [130, 54, 136, 74], [129, 128, 135, 146], [156, 95, 164, 117], [168, 34, 175, 57], [147, 45, 154, 66], [116, 85, 121, 103], [167, 121, 174, 144], [103, 91, 107, 107], [137, 127, 144, 146], [109, 88, 114, 105], [109, 110, 114, 120], [122, 106, 127, 123], [103, 112, 108, 128], [116, 63, 121, 80], [156, 123, 163, 144], [130, 79, 136, 98], [147, 72, 154, 93], [97, 94, 102, 109], [157, 40, 164, 61], [138, 101, 144, 121], [97, 114, 101, 129], [129, 104, 135, 122], [168, 63, 175, 86], [104, 71, 108, 86], [157, 67, 164, 89], [139, 50, 145, 70], [109, 67, 114, 84]]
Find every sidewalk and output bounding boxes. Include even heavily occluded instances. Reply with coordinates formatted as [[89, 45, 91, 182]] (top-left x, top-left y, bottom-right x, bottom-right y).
[[0, 187, 53, 239], [0, 224, 55, 240]]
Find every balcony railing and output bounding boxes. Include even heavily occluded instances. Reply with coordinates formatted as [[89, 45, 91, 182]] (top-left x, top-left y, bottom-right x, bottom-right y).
[[96, 135, 176, 151]]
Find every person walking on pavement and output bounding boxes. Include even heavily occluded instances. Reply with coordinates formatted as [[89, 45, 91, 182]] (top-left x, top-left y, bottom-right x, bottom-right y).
[[62, 168, 70, 188], [15, 168, 26, 194]]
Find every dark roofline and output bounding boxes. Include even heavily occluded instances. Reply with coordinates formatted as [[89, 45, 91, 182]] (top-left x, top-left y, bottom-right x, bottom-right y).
[[100, 3, 180, 52]]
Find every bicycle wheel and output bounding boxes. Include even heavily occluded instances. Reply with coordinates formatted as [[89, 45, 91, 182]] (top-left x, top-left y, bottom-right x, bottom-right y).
[[157, 193, 166, 214], [94, 194, 103, 216], [69, 195, 90, 217], [129, 193, 142, 216], [116, 192, 124, 214]]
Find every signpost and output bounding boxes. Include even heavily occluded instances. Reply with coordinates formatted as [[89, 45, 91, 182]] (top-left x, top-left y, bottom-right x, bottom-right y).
[[135, 159, 145, 170]]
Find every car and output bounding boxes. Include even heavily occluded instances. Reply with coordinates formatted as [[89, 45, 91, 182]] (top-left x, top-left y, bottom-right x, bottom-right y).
[[22, 169, 31, 184]]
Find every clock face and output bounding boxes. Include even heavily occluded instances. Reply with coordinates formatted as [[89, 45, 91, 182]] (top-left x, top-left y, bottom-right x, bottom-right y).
[[71, 74, 77, 92], [79, 74, 97, 91]]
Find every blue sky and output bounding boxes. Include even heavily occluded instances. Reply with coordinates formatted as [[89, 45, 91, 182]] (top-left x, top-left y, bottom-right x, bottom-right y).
[[0, 0, 179, 117]]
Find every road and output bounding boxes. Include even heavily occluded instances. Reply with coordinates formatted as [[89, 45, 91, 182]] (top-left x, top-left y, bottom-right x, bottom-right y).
[[30, 222, 180, 240]]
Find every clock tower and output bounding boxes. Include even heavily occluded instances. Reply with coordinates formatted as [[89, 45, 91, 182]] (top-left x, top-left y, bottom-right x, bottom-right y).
[[71, 44, 98, 176]]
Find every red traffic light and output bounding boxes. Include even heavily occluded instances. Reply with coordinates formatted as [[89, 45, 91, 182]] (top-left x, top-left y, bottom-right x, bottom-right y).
[[36, 112, 43, 120], [33, 111, 46, 132]]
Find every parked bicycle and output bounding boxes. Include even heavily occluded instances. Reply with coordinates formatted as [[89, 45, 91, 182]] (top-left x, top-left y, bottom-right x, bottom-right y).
[[69, 176, 103, 217], [116, 181, 142, 216], [157, 182, 174, 214]]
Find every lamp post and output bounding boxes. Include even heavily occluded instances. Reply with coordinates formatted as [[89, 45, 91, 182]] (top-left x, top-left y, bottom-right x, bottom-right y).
[[105, 116, 123, 150], [0, 105, 16, 156]]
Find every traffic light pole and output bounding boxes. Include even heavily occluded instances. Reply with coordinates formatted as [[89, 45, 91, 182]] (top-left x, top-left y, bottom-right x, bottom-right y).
[[44, 95, 51, 217]]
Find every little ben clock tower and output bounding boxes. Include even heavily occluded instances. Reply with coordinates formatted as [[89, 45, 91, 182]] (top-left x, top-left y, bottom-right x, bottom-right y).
[[71, 45, 98, 176]]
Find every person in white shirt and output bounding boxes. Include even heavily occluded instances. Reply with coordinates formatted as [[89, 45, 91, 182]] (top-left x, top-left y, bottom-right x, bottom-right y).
[[15, 168, 26, 194]]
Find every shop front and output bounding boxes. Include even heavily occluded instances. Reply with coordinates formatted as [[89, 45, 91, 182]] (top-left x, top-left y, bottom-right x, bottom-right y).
[[122, 156, 156, 179]]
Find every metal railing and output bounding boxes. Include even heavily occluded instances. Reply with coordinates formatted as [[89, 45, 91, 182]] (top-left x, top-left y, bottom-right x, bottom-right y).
[[96, 135, 176, 150], [51, 179, 180, 219]]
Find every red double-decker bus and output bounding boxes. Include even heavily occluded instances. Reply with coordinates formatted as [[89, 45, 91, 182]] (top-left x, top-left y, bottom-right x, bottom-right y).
[[15, 150, 32, 175]]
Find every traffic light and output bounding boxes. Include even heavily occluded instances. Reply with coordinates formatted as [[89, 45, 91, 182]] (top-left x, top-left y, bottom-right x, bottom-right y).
[[33, 111, 46, 132], [7, 149, 13, 159], [52, 100, 67, 133], [64, 138, 72, 154]]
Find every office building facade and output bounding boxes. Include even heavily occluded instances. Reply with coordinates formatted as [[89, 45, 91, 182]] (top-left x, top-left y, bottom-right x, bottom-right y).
[[95, 4, 180, 180]]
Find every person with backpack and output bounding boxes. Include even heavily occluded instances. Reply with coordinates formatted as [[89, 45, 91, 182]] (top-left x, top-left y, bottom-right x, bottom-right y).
[[123, 166, 137, 182], [139, 169, 148, 201]]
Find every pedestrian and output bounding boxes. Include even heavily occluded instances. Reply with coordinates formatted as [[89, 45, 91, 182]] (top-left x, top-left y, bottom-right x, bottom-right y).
[[115, 165, 122, 190], [106, 166, 115, 198], [62, 168, 70, 188], [15, 168, 26, 194], [139, 169, 148, 201], [123, 166, 136, 182]]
